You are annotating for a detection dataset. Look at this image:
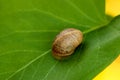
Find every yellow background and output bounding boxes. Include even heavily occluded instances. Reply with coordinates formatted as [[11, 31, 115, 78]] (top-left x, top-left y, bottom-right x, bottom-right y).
[[106, 0, 120, 16]]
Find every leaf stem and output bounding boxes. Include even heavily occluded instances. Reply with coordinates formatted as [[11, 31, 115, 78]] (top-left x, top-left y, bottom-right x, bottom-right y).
[[83, 22, 109, 34]]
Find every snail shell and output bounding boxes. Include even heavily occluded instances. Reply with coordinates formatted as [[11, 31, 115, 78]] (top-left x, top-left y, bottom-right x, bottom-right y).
[[52, 28, 83, 60]]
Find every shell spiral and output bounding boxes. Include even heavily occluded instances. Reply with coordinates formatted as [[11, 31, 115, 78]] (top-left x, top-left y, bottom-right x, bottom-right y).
[[52, 28, 83, 60]]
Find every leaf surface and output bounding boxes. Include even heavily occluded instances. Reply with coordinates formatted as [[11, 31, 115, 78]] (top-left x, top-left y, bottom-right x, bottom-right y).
[[0, 0, 119, 80]]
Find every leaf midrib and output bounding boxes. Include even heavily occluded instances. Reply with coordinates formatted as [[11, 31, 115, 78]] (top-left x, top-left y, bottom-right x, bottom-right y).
[[6, 21, 110, 80], [2, 4, 110, 80], [5, 18, 110, 79]]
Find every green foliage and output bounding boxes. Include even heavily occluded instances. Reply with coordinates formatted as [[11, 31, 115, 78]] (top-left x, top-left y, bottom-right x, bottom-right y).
[[0, 0, 120, 80]]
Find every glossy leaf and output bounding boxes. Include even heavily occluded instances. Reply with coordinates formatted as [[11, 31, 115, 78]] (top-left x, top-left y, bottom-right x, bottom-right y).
[[0, 0, 119, 80]]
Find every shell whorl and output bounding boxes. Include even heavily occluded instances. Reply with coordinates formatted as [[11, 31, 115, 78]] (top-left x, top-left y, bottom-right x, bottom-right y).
[[52, 28, 83, 60]]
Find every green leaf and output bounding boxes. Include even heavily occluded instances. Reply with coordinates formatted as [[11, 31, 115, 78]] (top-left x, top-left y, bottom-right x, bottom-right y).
[[0, 0, 119, 80]]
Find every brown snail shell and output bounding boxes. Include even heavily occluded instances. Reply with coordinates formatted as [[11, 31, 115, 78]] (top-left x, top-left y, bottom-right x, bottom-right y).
[[52, 28, 83, 60]]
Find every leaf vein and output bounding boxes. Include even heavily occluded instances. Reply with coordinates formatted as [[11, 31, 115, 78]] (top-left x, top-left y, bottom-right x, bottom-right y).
[[65, 0, 98, 23], [6, 49, 51, 80], [41, 61, 58, 80]]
